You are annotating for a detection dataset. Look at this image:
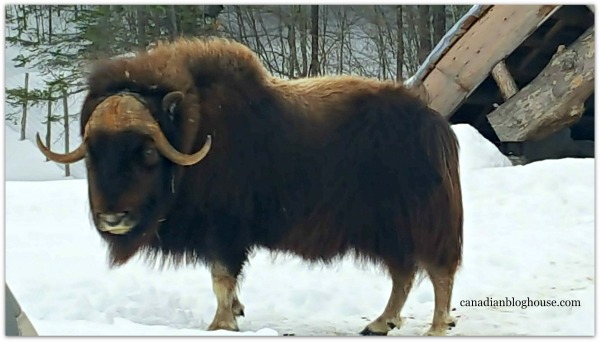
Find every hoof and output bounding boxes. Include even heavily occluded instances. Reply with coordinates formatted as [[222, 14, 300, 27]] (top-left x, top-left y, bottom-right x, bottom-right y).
[[359, 327, 388, 336], [424, 329, 446, 336], [207, 319, 239, 332], [424, 316, 456, 336]]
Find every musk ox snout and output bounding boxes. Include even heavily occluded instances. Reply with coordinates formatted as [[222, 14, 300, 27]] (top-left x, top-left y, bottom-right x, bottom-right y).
[[96, 211, 136, 235]]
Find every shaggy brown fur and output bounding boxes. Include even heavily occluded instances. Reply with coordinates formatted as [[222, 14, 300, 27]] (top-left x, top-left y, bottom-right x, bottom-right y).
[[77, 37, 463, 335]]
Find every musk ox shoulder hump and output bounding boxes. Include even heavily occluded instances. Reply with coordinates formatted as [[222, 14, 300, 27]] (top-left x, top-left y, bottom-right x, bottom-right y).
[[87, 37, 271, 97]]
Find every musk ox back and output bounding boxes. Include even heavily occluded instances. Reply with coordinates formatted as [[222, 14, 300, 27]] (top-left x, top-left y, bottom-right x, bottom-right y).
[[37, 37, 463, 336]]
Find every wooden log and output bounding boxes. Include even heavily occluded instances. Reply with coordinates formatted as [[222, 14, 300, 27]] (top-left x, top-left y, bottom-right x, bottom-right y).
[[422, 5, 559, 117], [487, 27, 594, 142], [491, 60, 519, 100]]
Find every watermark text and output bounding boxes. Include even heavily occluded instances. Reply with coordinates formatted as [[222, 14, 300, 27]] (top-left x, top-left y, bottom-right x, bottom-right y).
[[459, 297, 580, 309]]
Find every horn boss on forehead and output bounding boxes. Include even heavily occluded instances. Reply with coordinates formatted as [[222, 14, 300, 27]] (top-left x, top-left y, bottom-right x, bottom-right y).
[[35, 93, 212, 166]]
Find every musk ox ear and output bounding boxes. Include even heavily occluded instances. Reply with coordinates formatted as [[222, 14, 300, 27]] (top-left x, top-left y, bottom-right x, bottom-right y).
[[162, 91, 184, 120]]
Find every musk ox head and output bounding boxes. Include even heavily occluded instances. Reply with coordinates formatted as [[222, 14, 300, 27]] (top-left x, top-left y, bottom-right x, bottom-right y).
[[36, 91, 212, 240]]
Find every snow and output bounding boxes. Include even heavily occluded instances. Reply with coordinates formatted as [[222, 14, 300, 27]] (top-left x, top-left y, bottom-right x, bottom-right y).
[[452, 124, 513, 172], [5, 123, 594, 336]]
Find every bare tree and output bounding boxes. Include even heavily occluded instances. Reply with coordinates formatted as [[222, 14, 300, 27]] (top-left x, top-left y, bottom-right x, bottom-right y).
[[308, 5, 320, 76], [336, 7, 348, 74], [396, 6, 403, 81], [417, 5, 432, 64], [286, 7, 300, 77], [136, 6, 148, 48], [372, 6, 390, 79], [45, 99, 52, 162], [403, 6, 421, 74], [62, 91, 70, 177], [432, 5, 446, 46], [20, 73, 29, 141], [168, 6, 178, 39], [299, 6, 309, 77]]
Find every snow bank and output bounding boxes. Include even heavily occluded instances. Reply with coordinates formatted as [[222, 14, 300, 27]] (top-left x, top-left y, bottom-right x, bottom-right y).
[[452, 124, 513, 172]]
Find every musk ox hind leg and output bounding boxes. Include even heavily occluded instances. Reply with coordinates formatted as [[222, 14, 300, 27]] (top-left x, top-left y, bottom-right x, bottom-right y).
[[423, 264, 457, 336], [360, 265, 417, 336], [207, 263, 245, 331]]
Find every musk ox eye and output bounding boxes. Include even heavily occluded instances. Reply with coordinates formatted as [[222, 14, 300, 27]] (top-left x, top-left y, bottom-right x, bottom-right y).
[[143, 146, 159, 165]]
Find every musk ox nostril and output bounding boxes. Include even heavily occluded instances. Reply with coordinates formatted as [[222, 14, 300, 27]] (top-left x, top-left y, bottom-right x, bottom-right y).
[[98, 212, 128, 227]]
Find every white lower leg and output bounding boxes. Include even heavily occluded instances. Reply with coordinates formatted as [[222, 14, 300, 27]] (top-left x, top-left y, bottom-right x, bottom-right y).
[[363, 269, 415, 335], [425, 270, 455, 336], [207, 264, 240, 331]]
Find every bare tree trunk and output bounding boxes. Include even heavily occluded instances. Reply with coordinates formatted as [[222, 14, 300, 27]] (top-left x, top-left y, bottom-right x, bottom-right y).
[[432, 5, 446, 46], [136, 6, 148, 48], [20, 73, 29, 141], [277, 7, 287, 77], [151, 10, 162, 38], [309, 5, 320, 77], [62, 91, 70, 177], [256, 11, 278, 74], [244, 8, 267, 64], [417, 5, 432, 64], [287, 9, 300, 77], [168, 5, 178, 39], [338, 7, 347, 74], [373, 6, 389, 80], [320, 6, 328, 72], [299, 6, 308, 77], [404, 6, 421, 74], [35, 6, 41, 42], [45, 99, 52, 162], [233, 5, 247, 43], [47, 6, 52, 44], [396, 6, 404, 81]]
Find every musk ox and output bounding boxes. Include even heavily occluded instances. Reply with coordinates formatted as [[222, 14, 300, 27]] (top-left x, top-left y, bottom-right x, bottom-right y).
[[36, 38, 463, 336]]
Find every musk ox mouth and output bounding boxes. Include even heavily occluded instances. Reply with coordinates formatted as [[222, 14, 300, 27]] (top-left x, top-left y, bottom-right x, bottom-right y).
[[96, 214, 138, 235], [98, 223, 136, 235]]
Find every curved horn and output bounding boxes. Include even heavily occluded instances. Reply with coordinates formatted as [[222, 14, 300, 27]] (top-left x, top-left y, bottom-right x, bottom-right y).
[[35, 133, 86, 164], [148, 127, 212, 166]]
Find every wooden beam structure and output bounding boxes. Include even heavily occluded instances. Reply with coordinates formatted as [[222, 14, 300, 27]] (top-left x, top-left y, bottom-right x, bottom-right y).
[[487, 27, 594, 142], [491, 60, 519, 100], [409, 5, 560, 117]]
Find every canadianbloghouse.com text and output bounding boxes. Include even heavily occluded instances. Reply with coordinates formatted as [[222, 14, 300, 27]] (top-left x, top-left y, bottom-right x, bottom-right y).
[[460, 297, 581, 309]]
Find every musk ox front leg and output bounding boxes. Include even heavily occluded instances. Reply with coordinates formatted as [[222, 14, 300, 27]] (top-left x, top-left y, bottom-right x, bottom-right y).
[[207, 263, 245, 331], [360, 265, 416, 336]]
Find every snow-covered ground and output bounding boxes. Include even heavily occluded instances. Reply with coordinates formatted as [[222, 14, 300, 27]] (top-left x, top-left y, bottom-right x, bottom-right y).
[[5, 123, 594, 336]]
